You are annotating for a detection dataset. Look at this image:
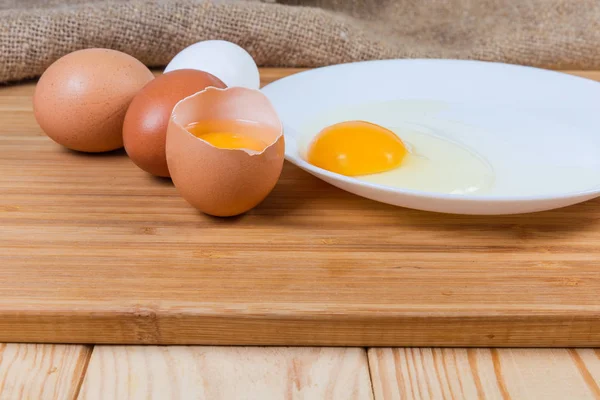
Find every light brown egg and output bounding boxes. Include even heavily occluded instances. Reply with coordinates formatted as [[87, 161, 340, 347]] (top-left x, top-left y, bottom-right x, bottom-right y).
[[33, 48, 154, 153], [123, 69, 226, 177], [166, 87, 285, 217]]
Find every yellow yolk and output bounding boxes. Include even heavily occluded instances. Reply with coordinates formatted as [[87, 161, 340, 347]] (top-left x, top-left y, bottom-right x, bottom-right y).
[[307, 120, 407, 176], [192, 131, 266, 152], [186, 121, 268, 152]]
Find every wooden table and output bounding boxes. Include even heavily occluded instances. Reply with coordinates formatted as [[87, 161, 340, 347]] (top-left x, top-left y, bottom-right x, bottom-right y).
[[1, 69, 600, 399], [1, 344, 600, 399]]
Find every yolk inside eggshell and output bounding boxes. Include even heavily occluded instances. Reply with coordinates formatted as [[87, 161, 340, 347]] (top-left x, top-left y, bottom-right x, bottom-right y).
[[185, 120, 269, 152]]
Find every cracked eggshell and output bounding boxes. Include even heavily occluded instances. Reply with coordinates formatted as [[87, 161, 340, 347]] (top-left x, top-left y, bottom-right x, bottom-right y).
[[166, 87, 284, 217]]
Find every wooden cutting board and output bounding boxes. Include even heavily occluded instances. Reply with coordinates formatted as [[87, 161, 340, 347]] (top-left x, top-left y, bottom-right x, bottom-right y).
[[1, 68, 600, 347]]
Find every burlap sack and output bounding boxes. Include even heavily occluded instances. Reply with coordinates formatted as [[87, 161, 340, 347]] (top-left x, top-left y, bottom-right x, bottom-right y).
[[1, 0, 599, 84]]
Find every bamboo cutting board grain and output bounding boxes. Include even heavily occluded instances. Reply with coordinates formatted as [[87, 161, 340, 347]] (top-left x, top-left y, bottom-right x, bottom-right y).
[[1, 69, 600, 347]]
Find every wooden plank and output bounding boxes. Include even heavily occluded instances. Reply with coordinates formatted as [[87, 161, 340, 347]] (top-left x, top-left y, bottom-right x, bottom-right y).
[[0, 343, 91, 400], [78, 346, 372, 399], [368, 348, 600, 400], [1, 69, 600, 346]]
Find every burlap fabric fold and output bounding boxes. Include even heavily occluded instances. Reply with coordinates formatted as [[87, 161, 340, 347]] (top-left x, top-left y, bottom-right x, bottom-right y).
[[1, 0, 599, 83]]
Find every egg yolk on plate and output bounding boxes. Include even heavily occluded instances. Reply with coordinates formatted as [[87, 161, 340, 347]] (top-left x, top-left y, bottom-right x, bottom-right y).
[[307, 120, 408, 176], [186, 121, 268, 152]]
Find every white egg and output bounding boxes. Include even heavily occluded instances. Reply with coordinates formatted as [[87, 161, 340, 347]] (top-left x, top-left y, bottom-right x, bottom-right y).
[[165, 40, 260, 90]]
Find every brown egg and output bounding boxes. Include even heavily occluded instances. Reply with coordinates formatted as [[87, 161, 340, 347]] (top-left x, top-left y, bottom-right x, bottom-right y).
[[123, 69, 226, 177], [166, 87, 285, 217], [33, 48, 154, 153]]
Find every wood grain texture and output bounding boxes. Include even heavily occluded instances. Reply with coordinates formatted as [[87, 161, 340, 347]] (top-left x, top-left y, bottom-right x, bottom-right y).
[[1, 69, 600, 346], [368, 348, 600, 400], [78, 346, 372, 400], [0, 344, 91, 400]]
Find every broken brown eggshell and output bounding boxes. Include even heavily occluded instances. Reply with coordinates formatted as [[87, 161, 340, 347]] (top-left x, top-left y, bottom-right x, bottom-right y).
[[166, 86, 285, 217]]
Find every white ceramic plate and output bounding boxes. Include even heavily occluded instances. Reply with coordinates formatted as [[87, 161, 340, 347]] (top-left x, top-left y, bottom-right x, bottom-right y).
[[261, 59, 600, 214]]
